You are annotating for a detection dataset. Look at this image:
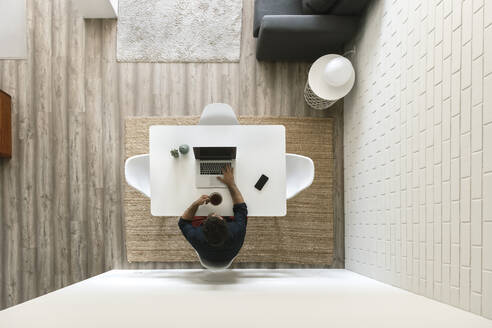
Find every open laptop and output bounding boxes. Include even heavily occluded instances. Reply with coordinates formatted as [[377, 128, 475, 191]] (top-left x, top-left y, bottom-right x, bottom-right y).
[[193, 147, 236, 188]]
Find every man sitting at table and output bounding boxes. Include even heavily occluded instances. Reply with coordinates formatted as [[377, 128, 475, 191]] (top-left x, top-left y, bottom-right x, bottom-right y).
[[178, 165, 247, 267]]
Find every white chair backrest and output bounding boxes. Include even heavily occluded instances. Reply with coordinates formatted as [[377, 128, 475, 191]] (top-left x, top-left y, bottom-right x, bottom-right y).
[[199, 103, 239, 125], [195, 250, 235, 271], [286, 153, 315, 200], [125, 154, 151, 198]]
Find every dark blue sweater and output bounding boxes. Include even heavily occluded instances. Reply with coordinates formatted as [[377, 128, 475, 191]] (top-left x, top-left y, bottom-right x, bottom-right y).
[[178, 203, 248, 264]]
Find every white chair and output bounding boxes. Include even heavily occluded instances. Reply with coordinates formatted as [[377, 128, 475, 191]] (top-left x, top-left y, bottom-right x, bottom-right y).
[[195, 250, 236, 271], [286, 153, 315, 200], [125, 154, 151, 198], [199, 103, 239, 125]]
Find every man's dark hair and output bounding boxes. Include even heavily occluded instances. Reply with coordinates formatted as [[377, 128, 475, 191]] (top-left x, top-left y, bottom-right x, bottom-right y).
[[203, 215, 229, 247]]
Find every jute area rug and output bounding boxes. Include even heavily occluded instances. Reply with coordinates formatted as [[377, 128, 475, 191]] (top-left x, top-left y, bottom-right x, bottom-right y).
[[125, 117, 334, 265]]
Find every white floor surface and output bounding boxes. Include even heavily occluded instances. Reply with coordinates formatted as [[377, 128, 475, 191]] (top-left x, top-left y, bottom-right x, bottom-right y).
[[0, 269, 490, 328]]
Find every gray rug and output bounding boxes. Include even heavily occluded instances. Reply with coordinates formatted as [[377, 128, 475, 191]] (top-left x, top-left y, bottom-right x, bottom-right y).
[[117, 0, 243, 62]]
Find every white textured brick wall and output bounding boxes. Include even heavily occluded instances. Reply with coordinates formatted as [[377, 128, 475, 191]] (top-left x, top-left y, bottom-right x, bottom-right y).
[[344, 0, 492, 319]]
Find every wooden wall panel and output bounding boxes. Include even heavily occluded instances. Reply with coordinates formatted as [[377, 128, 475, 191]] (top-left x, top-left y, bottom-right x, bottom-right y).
[[0, 0, 345, 310]]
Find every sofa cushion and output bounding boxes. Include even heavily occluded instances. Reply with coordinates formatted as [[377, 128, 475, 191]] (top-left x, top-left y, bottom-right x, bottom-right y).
[[302, 0, 337, 14], [254, 0, 303, 37], [328, 0, 371, 15], [256, 15, 359, 61]]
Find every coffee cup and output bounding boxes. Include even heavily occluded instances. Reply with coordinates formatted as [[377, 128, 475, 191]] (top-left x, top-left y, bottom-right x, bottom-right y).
[[209, 192, 222, 206]]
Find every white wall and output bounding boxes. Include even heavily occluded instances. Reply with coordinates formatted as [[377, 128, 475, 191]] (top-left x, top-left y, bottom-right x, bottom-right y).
[[72, 0, 117, 18], [2, 270, 491, 327], [0, 0, 27, 59], [344, 0, 492, 319], [110, 0, 118, 14]]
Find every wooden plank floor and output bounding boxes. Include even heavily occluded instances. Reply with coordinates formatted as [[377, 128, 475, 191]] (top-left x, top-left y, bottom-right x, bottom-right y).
[[0, 0, 344, 310]]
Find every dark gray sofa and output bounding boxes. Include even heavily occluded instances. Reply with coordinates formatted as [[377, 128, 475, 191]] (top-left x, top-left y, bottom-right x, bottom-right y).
[[253, 0, 370, 61]]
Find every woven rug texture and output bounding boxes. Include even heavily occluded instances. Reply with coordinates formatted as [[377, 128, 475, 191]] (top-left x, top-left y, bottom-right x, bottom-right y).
[[125, 116, 334, 265]]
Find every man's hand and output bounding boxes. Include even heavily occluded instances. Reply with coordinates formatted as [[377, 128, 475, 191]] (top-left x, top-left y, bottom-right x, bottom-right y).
[[194, 195, 210, 206], [218, 165, 244, 204], [182, 195, 210, 220], [217, 165, 235, 186]]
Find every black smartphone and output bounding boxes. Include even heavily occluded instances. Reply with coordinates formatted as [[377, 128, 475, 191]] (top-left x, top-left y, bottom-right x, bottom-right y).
[[254, 174, 269, 190]]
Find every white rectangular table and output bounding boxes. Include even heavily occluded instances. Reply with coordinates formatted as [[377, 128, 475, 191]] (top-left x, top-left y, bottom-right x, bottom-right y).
[[149, 125, 286, 216]]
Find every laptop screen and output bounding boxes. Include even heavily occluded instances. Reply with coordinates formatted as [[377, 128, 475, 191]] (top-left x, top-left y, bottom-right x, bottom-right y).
[[193, 147, 236, 160]]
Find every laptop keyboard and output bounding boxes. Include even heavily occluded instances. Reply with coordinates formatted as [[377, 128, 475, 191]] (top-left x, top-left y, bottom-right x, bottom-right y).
[[200, 162, 230, 175]]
